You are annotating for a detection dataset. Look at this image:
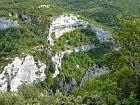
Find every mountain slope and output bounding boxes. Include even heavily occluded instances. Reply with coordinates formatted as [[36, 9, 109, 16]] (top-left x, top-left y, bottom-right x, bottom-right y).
[[0, 0, 140, 105]]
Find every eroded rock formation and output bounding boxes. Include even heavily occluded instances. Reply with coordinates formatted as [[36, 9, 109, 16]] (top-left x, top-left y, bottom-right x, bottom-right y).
[[48, 14, 114, 46], [0, 55, 46, 92], [48, 14, 88, 45]]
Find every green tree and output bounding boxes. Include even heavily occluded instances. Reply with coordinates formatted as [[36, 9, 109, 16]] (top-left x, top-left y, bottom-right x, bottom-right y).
[[114, 17, 140, 99]]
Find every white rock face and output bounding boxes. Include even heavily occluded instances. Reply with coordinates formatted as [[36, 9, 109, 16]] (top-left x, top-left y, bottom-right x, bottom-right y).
[[0, 55, 46, 92], [52, 52, 65, 77], [52, 45, 95, 77], [0, 18, 19, 30], [48, 14, 88, 45]]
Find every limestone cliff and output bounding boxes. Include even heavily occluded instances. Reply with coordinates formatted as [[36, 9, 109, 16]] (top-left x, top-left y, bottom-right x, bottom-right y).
[[0, 55, 46, 92]]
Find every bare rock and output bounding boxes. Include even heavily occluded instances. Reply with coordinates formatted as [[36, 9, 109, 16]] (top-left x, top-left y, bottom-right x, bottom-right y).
[[20, 14, 32, 24], [0, 18, 19, 30], [89, 25, 114, 43], [47, 14, 114, 46], [0, 55, 46, 92], [48, 14, 88, 45]]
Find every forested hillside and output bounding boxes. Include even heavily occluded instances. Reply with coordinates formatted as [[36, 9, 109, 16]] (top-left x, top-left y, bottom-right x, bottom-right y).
[[0, 0, 140, 105]]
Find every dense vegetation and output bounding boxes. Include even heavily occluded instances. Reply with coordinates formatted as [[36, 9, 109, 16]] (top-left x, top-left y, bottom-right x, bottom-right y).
[[0, 0, 140, 105], [53, 29, 98, 52]]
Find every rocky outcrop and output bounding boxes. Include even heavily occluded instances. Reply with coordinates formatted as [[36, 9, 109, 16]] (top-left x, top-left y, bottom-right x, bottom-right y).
[[8, 13, 31, 24], [48, 14, 88, 45], [48, 14, 114, 46], [89, 25, 114, 43], [0, 55, 46, 92], [0, 18, 19, 30], [52, 52, 65, 78], [80, 65, 109, 86], [20, 14, 32, 24], [52, 45, 95, 77]]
